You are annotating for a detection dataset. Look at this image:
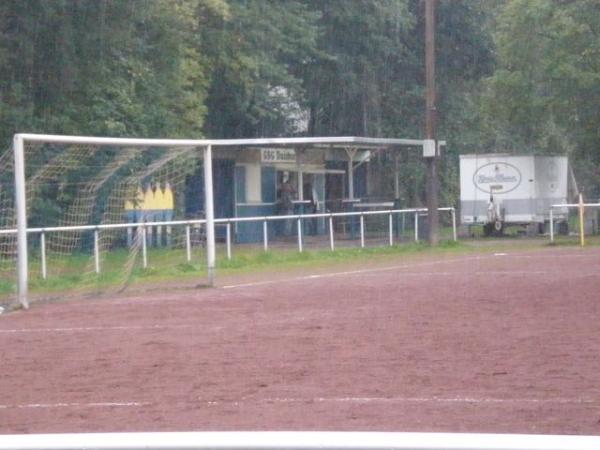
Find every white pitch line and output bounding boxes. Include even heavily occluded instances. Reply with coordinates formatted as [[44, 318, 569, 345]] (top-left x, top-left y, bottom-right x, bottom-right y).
[[199, 396, 598, 406], [0, 401, 149, 410], [0, 324, 195, 334], [2, 395, 596, 411], [221, 249, 600, 290], [221, 255, 489, 290], [502, 253, 600, 259], [235, 396, 600, 405]]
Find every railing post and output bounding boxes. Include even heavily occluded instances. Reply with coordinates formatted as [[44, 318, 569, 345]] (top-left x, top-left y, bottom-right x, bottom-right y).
[[185, 225, 191, 262], [166, 224, 172, 247], [226, 222, 232, 260], [329, 215, 335, 251], [263, 220, 268, 252], [94, 229, 100, 274], [549, 208, 554, 243], [414, 211, 419, 242], [579, 193, 585, 247], [451, 208, 457, 242], [360, 214, 365, 248], [297, 217, 303, 252], [156, 224, 162, 248], [40, 231, 47, 280], [147, 224, 153, 249], [388, 213, 393, 246], [142, 226, 148, 268]]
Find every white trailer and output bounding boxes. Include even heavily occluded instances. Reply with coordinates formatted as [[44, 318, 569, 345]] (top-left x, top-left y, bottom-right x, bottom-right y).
[[459, 154, 571, 235]]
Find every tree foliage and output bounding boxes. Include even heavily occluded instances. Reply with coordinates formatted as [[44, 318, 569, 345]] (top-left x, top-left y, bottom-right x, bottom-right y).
[[0, 0, 225, 143], [481, 0, 600, 193], [0, 0, 597, 200], [200, 0, 320, 137]]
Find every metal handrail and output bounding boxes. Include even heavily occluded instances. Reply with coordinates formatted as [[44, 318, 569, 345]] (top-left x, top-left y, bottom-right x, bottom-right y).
[[0, 207, 457, 280], [0, 207, 455, 235]]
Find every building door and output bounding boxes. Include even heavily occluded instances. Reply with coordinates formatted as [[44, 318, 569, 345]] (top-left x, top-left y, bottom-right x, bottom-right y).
[[325, 173, 345, 213]]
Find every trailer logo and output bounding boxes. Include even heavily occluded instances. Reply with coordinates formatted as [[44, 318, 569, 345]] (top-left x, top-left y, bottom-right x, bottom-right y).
[[473, 162, 522, 194]]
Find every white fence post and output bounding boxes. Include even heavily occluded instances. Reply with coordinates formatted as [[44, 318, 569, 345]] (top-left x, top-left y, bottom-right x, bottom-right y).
[[185, 225, 192, 262], [388, 213, 393, 246], [329, 215, 335, 251], [451, 208, 457, 242], [147, 225, 153, 249], [40, 232, 47, 280], [263, 220, 268, 252], [578, 193, 585, 247], [549, 208, 554, 243], [360, 214, 365, 248], [156, 224, 162, 247], [414, 211, 419, 242], [94, 229, 100, 274], [226, 222, 232, 260], [142, 226, 148, 269], [297, 218, 303, 252], [166, 224, 172, 247]]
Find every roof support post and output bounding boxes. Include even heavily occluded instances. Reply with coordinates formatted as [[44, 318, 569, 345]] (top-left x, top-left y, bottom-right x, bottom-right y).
[[296, 149, 304, 202], [394, 154, 400, 200], [345, 148, 358, 200]]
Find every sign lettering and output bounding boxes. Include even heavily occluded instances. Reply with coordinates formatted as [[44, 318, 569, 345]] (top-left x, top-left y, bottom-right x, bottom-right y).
[[260, 148, 296, 163], [473, 162, 522, 194]]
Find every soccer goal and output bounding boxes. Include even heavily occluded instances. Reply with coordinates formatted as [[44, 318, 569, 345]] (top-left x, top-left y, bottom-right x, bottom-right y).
[[1, 134, 219, 309]]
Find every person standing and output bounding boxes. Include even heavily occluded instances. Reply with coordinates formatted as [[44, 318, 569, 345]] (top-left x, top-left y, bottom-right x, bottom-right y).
[[278, 172, 296, 235]]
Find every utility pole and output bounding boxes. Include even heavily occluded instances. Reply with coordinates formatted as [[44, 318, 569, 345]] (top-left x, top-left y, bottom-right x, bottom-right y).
[[425, 0, 439, 245]]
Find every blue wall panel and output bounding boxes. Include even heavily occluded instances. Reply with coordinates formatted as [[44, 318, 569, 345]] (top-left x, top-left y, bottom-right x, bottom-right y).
[[261, 166, 277, 203], [234, 166, 246, 204], [235, 204, 277, 243]]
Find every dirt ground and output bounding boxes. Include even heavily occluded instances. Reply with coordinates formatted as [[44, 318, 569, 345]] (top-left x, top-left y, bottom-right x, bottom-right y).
[[1, 246, 599, 435]]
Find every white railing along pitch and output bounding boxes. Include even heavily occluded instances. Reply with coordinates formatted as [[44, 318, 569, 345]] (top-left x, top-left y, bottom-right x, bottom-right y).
[[548, 202, 600, 243], [0, 207, 456, 281]]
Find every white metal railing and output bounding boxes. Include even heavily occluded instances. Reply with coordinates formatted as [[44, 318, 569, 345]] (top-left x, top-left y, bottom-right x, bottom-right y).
[[0, 431, 599, 450], [549, 202, 600, 243], [0, 207, 456, 280]]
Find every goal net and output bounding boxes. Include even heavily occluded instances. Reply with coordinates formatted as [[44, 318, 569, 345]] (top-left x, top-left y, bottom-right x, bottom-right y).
[[1, 135, 215, 309]]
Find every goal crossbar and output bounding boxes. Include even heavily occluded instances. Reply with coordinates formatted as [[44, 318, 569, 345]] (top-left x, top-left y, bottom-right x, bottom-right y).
[[16, 133, 443, 148]]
